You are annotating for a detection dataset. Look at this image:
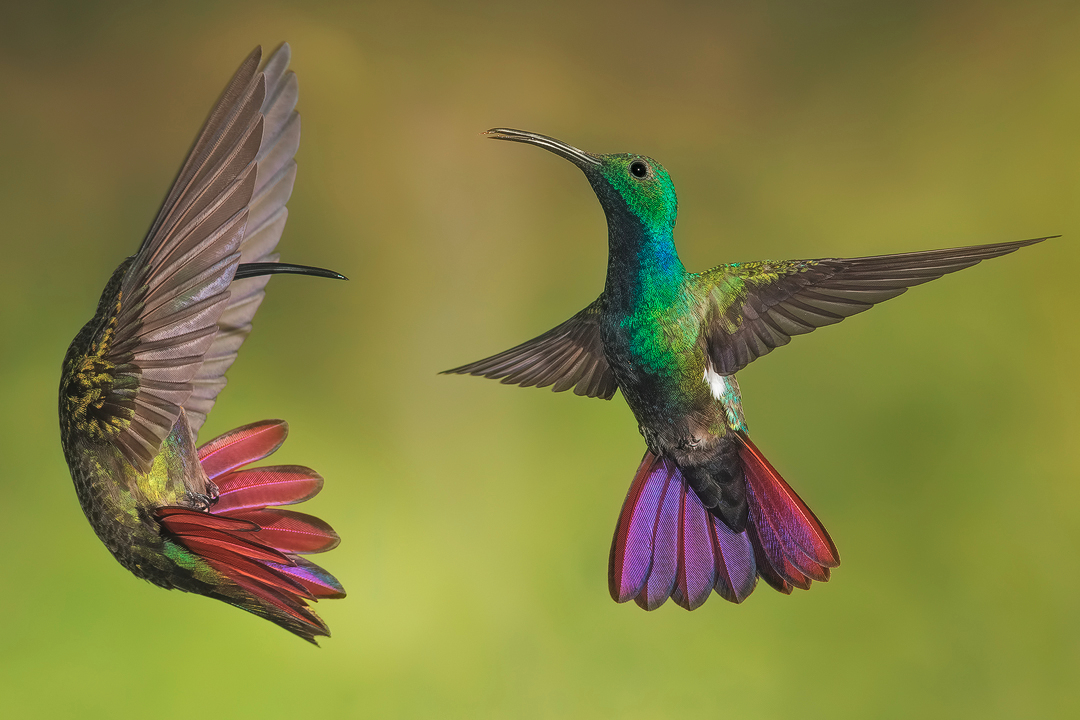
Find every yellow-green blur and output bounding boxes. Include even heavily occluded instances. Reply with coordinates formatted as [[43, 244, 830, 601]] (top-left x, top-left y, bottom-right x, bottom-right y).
[[1, 2, 1079, 719]]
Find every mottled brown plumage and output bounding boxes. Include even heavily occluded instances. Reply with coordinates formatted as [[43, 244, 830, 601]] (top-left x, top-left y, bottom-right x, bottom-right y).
[[59, 44, 345, 643]]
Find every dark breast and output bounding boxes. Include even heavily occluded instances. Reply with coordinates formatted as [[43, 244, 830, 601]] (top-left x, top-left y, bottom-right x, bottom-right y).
[[599, 311, 726, 456]]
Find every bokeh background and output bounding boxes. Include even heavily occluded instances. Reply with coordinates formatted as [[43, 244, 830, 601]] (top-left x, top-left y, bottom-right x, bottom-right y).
[[2, 1, 1079, 717]]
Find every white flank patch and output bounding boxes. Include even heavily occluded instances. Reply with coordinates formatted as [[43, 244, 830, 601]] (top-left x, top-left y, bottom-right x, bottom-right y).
[[705, 361, 746, 430], [704, 362, 732, 401]]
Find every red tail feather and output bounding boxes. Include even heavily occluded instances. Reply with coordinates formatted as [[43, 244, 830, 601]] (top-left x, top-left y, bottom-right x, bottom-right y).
[[633, 469, 681, 610], [156, 420, 344, 644], [745, 519, 794, 594], [710, 514, 757, 603], [155, 506, 258, 533], [198, 420, 289, 480], [228, 573, 328, 634], [214, 465, 323, 512], [201, 548, 315, 599], [224, 508, 340, 555], [270, 557, 347, 599], [738, 433, 839, 592], [609, 451, 665, 603]]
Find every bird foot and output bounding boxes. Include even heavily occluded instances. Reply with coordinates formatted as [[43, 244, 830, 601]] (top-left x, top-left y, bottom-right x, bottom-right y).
[[189, 481, 219, 511]]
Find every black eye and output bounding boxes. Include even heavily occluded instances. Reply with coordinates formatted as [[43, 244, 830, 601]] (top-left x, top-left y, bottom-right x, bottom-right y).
[[629, 160, 649, 178]]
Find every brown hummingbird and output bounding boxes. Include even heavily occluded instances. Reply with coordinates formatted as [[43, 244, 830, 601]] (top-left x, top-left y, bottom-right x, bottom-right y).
[[58, 44, 346, 644]]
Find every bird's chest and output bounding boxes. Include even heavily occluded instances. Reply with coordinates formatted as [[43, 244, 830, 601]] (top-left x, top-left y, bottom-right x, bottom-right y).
[[601, 302, 720, 439], [63, 411, 210, 576]]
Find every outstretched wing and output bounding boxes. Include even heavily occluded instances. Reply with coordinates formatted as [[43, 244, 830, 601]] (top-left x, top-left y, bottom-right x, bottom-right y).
[[443, 297, 618, 399], [696, 237, 1048, 376], [185, 44, 302, 437], [90, 48, 275, 472]]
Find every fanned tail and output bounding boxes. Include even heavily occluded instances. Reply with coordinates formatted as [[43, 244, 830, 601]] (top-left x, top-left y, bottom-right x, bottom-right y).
[[608, 451, 758, 610], [608, 438, 839, 610], [737, 433, 840, 594], [156, 420, 345, 644]]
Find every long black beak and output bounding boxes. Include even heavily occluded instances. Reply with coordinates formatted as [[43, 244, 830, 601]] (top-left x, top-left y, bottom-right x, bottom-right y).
[[234, 262, 348, 281], [484, 128, 601, 168]]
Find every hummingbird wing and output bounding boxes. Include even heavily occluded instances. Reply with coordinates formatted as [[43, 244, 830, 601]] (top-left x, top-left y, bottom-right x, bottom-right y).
[[695, 237, 1048, 375], [98, 48, 273, 472], [185, 44, 302, 437], [442, 297, 618, 399]]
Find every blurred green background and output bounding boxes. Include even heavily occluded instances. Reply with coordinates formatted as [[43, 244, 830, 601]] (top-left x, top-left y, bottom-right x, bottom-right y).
[[2, 0, 1078, 717]]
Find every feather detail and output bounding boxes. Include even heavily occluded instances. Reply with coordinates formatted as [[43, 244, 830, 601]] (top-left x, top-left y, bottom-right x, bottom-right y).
[[608, 451, 669, 602], [698, 236, 1051, 375], [212, 465, 323, 512], [156, 418, 344, 644], [186, 43, 305, 437], [745, 519, 793, 594], [266, 556, 346, 599], [197, 419, 288, 480], [739, 433, 839, 592], [443, 297, 618, 400], [155, 506, 259, 533], [220, 508, 340, 555], [609, 450, 760, 610], [634, 466, 681, 610], [672, 483, 716, 610], [709, 513, 757, 603]]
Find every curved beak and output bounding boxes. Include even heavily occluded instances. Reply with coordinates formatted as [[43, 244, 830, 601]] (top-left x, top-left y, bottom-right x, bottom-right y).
[[484, 128, 601, 168], [234, 262, 348, 281]]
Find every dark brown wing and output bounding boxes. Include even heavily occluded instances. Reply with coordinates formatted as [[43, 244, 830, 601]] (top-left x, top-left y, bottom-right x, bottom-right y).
[[185, 44, 302, 437], [97, 48, 269, 471], [443, 297, 618, 399], [696, 237, 1049, 376]]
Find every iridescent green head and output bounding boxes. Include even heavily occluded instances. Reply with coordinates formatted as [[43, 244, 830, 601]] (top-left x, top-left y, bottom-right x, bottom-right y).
[[484, 128, 678, 236]]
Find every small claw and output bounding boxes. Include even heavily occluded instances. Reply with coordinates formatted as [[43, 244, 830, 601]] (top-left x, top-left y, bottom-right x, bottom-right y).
[[189, 484, 219, 511]]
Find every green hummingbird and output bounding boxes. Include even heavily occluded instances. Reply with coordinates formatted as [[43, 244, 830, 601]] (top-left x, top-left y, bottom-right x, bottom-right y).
[[59, 45, 346, 643], [446, 128, 1048, 610]]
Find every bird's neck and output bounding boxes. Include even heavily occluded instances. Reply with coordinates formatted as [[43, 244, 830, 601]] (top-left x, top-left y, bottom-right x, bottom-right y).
[[603, 208, 686, 314]]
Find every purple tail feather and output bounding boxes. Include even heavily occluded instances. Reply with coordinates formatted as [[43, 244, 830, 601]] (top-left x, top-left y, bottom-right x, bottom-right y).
[[608, 437, 840, 610], [608, 451, 757, 609]]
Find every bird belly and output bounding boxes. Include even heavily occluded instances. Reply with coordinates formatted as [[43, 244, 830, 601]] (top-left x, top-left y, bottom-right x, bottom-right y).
[[605, 340, 732, 456], [617, 371, 750, 530], [64, 411, 213, 588], [602, 316, 751, 529]]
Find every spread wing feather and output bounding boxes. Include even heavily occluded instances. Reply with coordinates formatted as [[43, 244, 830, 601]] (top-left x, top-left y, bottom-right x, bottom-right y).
[[88, 46, 302, 472], [443, 297, 618, 399], [696, 237, 1048, 375], [186, 43, 302, 436]]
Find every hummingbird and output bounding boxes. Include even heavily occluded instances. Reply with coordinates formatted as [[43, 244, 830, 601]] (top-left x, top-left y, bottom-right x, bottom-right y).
[[446, 128, 1048, 611], [59, 45, 347, 643]]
